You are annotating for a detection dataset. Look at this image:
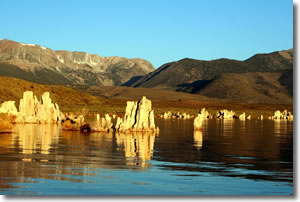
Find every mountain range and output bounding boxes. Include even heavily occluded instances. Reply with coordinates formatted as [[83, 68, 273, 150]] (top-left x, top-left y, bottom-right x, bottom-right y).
[[0, 39, 293, 104], [125, 49, 293, 103], [0, 39, 154, 86], [128, 49, 293, 89]]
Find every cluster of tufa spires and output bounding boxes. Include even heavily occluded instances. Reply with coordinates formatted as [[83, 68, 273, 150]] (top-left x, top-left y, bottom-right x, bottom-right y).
[[0, 91, 64, 124]]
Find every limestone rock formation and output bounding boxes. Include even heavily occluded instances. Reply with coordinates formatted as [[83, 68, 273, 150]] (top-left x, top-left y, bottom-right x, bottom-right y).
[[1, 91, 64, 124], [216, 110, 236, 119], [199, 108, 210, 119], [161, 111, 193, 119], [37, 92, 64, 123], [194, 113, 204, 130], [62, 114, 85, 131], [90, 113, 113, 132], [247, 115, 251, 120], [0, 101, 18, 116], [193, 108, 211, 130], [15, 91, 63, 124], [115, 96, 158, 132], [272, 110, 293, 120], [162, 111, 172, 119], [239, 112, 246, 120]]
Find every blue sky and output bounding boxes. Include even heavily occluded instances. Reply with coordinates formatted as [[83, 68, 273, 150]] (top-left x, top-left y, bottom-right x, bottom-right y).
[[0, 0, 293, 68]]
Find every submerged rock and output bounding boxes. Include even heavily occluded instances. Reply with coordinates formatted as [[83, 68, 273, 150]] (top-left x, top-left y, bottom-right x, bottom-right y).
[[115, 96, 159, 132]]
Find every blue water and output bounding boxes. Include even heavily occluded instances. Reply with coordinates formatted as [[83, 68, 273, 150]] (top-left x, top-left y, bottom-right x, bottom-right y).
[[0, 119, 293, 195]]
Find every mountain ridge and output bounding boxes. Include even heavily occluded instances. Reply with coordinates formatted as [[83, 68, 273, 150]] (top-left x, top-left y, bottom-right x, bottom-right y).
[[128, 49, 293, 89], [0, 39, 155, 86]]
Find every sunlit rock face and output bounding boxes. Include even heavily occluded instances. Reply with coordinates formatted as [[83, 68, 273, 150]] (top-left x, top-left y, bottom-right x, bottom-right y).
[[216, 109, 236, 119], [17, 91, 38, 123], [0, 101, 18, 115], [62, 114, 85, 131], [272, 110, 293, 120], [193, 113, 204, 130], [239, 112, 246, 120], [199, 108, 210, 119], [115, 96, 159, 132], [0, 91, 63, 124], [37, 92, 64, 124], [193, 108, 210, 130], [0, 39, 155, 86], [161, 111, 193, 119], [90, 114, 113, 132]]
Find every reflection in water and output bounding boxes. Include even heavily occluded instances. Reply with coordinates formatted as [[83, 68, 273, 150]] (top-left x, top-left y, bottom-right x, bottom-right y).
[[0, 119, 293, 195], [193, 130, 203, 150], [223, 119, 234, 138], [13, 124, 60, 161], [274, 119, 281, 135], [0, 133, 12, 148], [115, 131, 157, 168]]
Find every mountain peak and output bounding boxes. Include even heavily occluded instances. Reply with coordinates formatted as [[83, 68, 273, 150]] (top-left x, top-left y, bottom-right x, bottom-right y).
[[0, 39, 155, 86]]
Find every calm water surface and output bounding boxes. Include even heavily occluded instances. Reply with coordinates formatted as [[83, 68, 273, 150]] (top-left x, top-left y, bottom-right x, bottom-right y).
[[0, 119, 293, 195]]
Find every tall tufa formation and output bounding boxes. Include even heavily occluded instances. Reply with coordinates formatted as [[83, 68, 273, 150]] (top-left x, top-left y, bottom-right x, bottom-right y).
[[115, 96, 159, 132], [193, 108, 209, 130], [1, 91, 64, 124]]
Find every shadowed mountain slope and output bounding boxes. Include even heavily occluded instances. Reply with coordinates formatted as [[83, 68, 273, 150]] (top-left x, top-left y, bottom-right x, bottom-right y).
[[194, 72, 292, 104], [128, 49, 293, 90]]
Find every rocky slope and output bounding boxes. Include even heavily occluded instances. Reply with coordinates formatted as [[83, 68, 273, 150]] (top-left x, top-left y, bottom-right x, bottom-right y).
[[126, 49, 293, 103], [128, 49, 293, 90], [194, 72, 292, 104], [0, 39, 154, 86]]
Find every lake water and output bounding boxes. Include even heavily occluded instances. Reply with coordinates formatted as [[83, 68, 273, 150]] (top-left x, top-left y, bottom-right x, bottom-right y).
[[0, 119, 293, 195]]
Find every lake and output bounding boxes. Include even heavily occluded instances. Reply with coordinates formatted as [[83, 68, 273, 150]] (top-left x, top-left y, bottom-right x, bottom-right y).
[[0, 118, 293, 195]]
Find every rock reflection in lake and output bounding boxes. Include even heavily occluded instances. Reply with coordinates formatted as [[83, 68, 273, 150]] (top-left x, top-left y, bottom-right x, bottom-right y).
[[0, 119, 293, 195], [13, 124, 60, 159], [115, 131, 157, 168], [193, 130, 202, 150]]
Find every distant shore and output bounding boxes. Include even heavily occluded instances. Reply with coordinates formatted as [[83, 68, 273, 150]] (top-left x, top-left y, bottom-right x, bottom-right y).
[[69, 98, 293, 119]]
